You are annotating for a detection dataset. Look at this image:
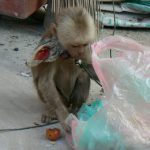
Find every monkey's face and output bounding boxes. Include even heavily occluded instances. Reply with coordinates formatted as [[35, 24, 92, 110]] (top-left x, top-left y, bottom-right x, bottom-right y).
[[64, 43, 90, 60], [56, 7, 97, 60], [64, 43, 91, 62]]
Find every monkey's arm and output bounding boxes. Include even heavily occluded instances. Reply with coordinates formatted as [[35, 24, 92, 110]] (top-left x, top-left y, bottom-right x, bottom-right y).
[[33, 63, 70, 131], [47, 80, 70, 131]]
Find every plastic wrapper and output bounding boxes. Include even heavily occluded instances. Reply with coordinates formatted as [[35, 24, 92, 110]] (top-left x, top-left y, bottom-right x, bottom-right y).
[[66, 36, 150, 150]]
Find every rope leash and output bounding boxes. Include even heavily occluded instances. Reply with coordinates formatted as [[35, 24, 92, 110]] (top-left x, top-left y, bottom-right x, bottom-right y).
[[75, 60, 102, 87], [0, 120, 59, 133]]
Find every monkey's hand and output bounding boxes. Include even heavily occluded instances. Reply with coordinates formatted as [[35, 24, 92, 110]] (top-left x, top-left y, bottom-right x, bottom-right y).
[[56, 106, 71, 133], [45, 80, 71, 132]]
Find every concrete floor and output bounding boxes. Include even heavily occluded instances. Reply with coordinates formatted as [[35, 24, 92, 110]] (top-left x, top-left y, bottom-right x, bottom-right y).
[[0, 11, 150, 150]]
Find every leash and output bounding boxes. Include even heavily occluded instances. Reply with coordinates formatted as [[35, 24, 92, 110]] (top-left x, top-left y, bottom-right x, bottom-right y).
[[0, 120, 59, 133], [75, 60, 102, 87]]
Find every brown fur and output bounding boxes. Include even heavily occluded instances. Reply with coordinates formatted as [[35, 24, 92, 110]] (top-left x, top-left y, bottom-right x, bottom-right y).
[[31, 7, 97, 131]]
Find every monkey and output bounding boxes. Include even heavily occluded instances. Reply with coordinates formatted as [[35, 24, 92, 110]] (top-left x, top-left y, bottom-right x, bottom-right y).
[[30, 7, 97, 131]]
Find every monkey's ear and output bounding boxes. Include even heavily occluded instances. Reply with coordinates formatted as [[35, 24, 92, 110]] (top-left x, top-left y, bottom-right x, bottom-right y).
[[41, 23, 57, 41]]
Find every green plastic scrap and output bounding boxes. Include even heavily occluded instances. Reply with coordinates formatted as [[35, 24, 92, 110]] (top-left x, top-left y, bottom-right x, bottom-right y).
[[122, 3, 150, 13], [76, 100, 124, 150], [125, 0, 150, 6], [77, 99, 103, 121]]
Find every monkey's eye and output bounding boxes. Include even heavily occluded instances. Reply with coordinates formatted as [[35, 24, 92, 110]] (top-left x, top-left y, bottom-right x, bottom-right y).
[[72, 45, 79, 48], [72, 44, 88, 48], [83, 43, 88, 47]]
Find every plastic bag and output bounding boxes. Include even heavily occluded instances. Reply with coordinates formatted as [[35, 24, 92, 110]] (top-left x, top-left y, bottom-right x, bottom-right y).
[[66, 36, 150, 150]]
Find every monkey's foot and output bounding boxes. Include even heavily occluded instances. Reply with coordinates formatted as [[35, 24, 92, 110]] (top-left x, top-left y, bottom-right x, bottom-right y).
[[41, 109, 57, 123]]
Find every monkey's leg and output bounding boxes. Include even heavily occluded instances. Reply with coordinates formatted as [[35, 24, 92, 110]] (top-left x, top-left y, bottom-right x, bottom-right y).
[[70, 71, 90, 114], [38, 77, 70, 131], [36, 77, 57, 123]]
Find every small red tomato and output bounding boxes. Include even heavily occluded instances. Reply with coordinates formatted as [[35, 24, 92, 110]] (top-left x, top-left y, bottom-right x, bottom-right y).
[[34, 46, 50, 60], [46, 128, 61, 141]]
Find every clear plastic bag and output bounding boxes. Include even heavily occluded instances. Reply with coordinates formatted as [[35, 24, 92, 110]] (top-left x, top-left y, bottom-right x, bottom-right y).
[[66, 36, 150, 150]]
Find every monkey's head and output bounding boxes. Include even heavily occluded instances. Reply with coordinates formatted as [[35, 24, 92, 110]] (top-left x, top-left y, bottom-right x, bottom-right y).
[[53, 7, 97, 61]]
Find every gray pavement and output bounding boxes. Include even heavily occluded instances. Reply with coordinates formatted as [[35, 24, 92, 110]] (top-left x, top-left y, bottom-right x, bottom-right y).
[[0, 12, 149, 150]]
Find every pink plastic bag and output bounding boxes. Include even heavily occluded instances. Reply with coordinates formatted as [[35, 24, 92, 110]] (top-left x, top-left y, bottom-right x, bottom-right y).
[[66, 36, 150, 150], [92, 35, 150, 103]]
